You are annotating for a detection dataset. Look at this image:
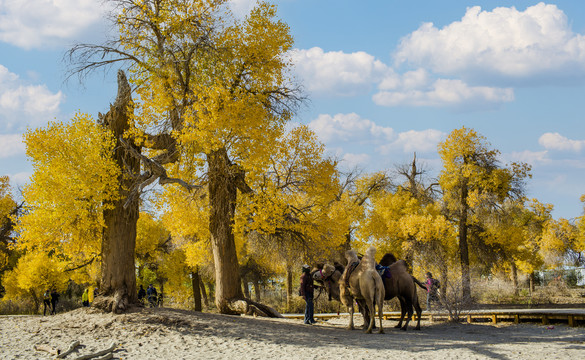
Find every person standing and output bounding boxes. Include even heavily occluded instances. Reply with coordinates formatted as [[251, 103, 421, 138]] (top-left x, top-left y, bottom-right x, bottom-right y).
[[43, 290, 51, 316], [50, 289, 60, 315], [300, 264, 315, 325], [425, 272, 440, 311], [82, 288, 90, 307], [137, 285, 146, 304], [146, 284, 157, 307]]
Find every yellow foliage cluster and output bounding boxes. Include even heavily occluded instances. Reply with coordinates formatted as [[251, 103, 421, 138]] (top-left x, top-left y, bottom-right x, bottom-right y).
[[17, 113, 120, 266], [2, 252, 69, 301]]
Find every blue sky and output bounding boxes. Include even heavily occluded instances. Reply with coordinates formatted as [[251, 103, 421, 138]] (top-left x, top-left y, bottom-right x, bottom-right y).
[[1, 0, 584, 220]]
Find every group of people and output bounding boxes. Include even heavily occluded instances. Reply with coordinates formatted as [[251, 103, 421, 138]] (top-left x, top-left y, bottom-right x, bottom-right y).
[[299, 265, 441, 324], [42, 289, 60, 316], [138, 284, 162, 307]]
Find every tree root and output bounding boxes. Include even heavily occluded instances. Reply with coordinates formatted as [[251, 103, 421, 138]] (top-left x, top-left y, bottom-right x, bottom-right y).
[[227, 298, 283, 318], [34, 341, 116, 360], [56, 340, 80, 358], [92, 293, 129, 314], [33, 344, 60, 356], [72, 342, 116, 360]]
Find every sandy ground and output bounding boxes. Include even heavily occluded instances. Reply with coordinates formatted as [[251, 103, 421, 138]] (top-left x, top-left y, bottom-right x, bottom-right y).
[[1, 307, 584, 360]]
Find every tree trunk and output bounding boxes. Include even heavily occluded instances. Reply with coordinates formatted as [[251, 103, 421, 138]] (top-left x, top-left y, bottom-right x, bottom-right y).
[[459, 184, 471, 299], [253, 279, 261, 302], [510, 261, 519, 296], [191, 271, 202, 311], [242, 280, 250, 299], [208, 148, 243, 313], [286, 267, 293, 311], [97, 70, 140, 313], [529, 272, 535, 294], [200, 281, 209, 307]]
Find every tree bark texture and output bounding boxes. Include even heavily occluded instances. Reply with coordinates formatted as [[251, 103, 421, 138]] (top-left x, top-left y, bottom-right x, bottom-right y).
[[459, 183, 471, 299], [242, 281, 250, 299], [97, 70, 140, 313], [200, 281, 209, 307], [511, 261, 519, 296], [286, 267, 293, 311], [191, 271, 202, 311], [208, 148, 243, 313], [253, 279, 261, 302]]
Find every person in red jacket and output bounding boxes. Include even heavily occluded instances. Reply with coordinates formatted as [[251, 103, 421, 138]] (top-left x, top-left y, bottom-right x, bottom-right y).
[[300, 264, 315, 324]]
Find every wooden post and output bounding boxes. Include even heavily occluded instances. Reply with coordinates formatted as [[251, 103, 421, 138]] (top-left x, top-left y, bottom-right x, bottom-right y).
[[568, 315, 574, 327], [514, 314, 520, 324], [491, 315, 497, 324], [542, 315, 549, 325], [467, 315, 472, 324]]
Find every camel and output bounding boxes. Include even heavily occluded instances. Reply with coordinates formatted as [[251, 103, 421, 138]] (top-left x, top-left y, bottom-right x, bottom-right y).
[[339, 247, 384, 334], [313, 252, 424, 331]]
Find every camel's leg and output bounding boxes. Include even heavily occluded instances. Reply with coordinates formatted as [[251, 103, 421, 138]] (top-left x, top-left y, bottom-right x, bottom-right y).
[[414, 298, 422, 330], [377, 305, 384, 334], [364, 299, 375, 334], [401, 300, 413, 331], [347, 302, 355, 330], [357, 299, 370, 330], [396, 297, 406, 329]]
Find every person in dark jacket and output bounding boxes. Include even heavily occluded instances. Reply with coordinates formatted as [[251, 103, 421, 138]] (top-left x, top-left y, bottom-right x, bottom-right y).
[[146, 284, 158, 307], [300, 264, 315, 324], [50, 289, 60, 315], [43, 290, 51, 316], [137, 285, 146, 304], [425, 272, 440, 311]]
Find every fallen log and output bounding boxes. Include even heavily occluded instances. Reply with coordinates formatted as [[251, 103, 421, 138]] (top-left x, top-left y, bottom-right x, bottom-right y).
[[33, 344, 60, 356], [56, 340, 80, 358], [72, 342, 116, 360]]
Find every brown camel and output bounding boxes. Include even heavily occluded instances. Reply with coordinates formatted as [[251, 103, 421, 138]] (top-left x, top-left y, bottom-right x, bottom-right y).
[[313, 252, 424, 331], [339, 247, 384, 334]]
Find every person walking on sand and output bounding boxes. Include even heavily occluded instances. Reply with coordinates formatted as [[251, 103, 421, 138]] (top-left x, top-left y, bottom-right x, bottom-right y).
[[300, 264, 315, 325], [50, 289, 60, 315], [43, 289, 51, 316], [146, 284, 158, 307], [425, 272, 440, 311], [82, 288, 90, 307]]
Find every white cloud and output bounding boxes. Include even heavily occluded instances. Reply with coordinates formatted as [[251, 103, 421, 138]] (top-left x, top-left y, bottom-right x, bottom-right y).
[[0, 65, 63, 131], [395, 3, 585, 83], [7, 171, 31, 187], [308, 113, 394, 143], [377, 129, 446, 155], [373, 77, 514, 108], [0, 0, 106, 49], [340, 153, 371, 169], [290, 47, 389, 96], [0, 134, 25, 158], [504, 150, 550, 165], [538, 132, 585, 152], [229, 0, 258, 18]]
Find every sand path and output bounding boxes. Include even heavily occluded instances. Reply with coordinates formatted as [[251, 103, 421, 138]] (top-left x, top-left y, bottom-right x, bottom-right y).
[[1, 307, 584, 359]]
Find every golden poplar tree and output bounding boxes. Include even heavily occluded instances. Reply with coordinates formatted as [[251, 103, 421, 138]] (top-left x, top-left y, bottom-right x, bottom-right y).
[[438, 127, 530, 298], [68, 0, 302, 313]]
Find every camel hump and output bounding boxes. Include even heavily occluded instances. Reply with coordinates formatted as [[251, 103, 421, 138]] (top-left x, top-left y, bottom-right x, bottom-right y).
[[390, 259, 408, 273], [362, 246, 377, 270], [345, 249, 359, 264]]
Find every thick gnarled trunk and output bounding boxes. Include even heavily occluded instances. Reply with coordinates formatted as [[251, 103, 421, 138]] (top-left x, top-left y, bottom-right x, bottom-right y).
[[96, 70, 140, 313], [208, 148, 243, 313]]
